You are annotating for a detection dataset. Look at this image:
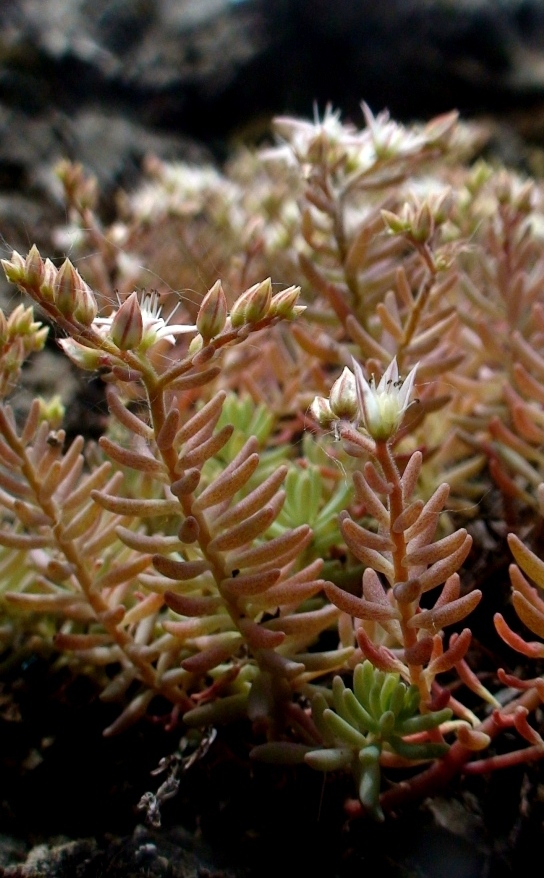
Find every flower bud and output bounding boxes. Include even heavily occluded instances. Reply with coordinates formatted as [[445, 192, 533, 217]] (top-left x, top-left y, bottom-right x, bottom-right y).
[[38, 395, 65, 430], [57, 337, 106, 371], [268, 285, 302, 319], [109, 292, 143, 350], [40, 259, 58, 303], [1, 251, 26, 284], [197, 280, 227, 340], [55, 259, 81, 316], [310, 396, 336, 427], [230, 278, 272, 327], [329, 367, 358, 420], [73, 279, 98, 325], [411, 201, 434, 243], [381, 209, 410, 235], [24, 245, 45, 288]]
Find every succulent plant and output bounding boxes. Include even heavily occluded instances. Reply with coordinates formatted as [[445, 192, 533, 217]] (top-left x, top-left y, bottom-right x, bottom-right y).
[[2, 104, 544, 819]]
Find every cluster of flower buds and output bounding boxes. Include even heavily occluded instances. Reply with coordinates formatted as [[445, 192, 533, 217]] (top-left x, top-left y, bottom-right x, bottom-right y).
[[381, 190, 452, 245], [195, 277, 303, 344], [1, 246, 98, 327], [311, 357, 418, 443], [2, 249, 305, 373], [56, 159, 98, 213], [0, 302, 49, 398]]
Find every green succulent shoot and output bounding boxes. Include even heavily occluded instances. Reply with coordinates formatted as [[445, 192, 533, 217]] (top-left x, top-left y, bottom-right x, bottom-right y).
[[306, 661, 451, 820]]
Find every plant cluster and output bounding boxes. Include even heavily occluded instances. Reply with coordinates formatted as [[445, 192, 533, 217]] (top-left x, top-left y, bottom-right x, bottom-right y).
[[2, 105, 544, 819]]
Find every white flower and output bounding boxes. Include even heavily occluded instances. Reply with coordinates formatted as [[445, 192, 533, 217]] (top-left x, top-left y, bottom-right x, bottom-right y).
[[352, 356, 419, 441], [93, 291, 197, 352]]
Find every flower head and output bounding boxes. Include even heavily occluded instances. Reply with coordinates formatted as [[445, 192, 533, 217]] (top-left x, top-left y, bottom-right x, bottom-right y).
[[352, 357, 418, 442], [93, 291, 197, 352]]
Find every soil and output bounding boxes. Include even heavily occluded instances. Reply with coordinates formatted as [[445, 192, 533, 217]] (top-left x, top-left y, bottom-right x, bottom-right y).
[[0, 641, 543, 878]]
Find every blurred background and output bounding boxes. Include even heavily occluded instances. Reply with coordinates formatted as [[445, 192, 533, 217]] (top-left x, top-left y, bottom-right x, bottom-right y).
[[3, 0, 544, 250]]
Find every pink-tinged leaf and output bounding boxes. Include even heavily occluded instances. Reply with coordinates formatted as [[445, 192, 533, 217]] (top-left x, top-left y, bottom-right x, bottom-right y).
[[513, 361, 544, 405], [456, 725, 491, 751], [409, 589, 481, 631], [264, 604, 340, 637], [405, 483, 450, 543], [356, 627, 406, 673], [341, 519, 394, 581], [0, 529, 50, 548], [248, 559, 325, 607], [363, 461, 393, 495], [338, 513, 392, 551], [512, 706, 543, 746], [511, 329, 544, 383], [99, 436, 166, 476], [238, 618, 285, 649], [95, 554, 154, 590], [233, 525, 312, 571], [106, 387, 154, 439], [392, 499, 424, 535], [509, 563, 543, 603], [508, 533, 544, 590], [512, 592, 544, 639], [62, 461, 113, 511], [393, 578, 422, 604], [178, 424, 234, 470], [208, 505, 278, 552], [251, 577, 325, 609], [511, 402, 544, 445], [156, 407, 181, 451], [433, 573, 460, 610], [60, 499, 102, 541], [362, 567, 390, 604], [325, 580, 400, 622], [494, 613, 544, 658], [456, 658, 500, 707], [213, 466, 287, 530], [400, 451, 423, 502], [181, 638, 243, 673], [404, 528, 469, 568], [404, 636, 433, 665], [412, 534, 472, 594], [352, 470, 390, 527], [221, 567, 282, 597], [152, 555, 210, 580], [163, 614, 232, 639], [164, 592, 222, 617], [174, 391, 226, 447], [54, 632, 112, 650], [489, 457, 527, 501], [427, 628, 472, 674], [122, 593, 164, 625], [103, 690, 155, 736], [115, 527, 183, 554], [5, 592, 86, 612], [91, 491, 180, 517], [192, 452, 260, 512], [170, 469, 201, 497], [169, 365, 223, 391]]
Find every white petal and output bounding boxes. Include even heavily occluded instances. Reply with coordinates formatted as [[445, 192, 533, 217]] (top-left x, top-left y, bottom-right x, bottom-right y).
[[397, 362, 419, 410], [377, 357, 399, 393]]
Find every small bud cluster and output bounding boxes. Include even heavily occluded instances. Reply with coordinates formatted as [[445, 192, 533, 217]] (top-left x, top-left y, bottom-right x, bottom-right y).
[[381, 190, 452, 245], [311, 358, 418, 443], [194, 278, 303, 343], [1, 246, 98, 327], [0, 302, 48, 398]]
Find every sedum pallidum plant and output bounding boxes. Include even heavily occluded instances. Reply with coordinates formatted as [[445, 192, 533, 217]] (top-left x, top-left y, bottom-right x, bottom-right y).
[[3, 104, 544, 821]]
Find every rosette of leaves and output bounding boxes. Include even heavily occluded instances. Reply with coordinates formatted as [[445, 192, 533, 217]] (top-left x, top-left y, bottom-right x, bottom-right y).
[[306, 661, 451, 820]]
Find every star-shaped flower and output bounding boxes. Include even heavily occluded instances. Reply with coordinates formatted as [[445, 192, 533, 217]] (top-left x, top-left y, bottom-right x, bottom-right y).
[[352, 357, 418, 441]]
